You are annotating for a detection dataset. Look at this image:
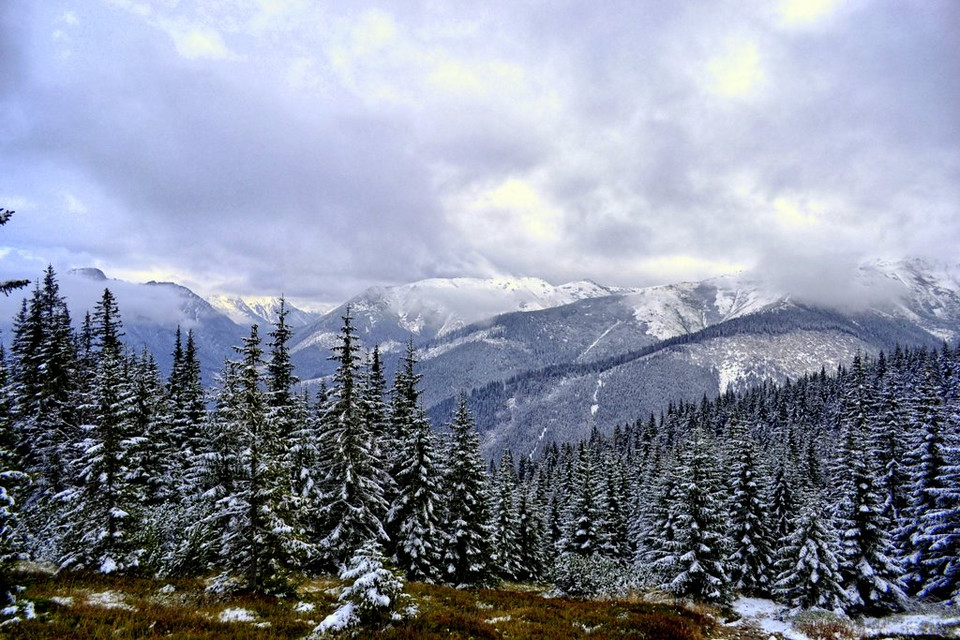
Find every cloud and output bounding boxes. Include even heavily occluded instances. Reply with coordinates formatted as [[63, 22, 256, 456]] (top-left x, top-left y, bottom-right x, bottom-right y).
[[164, 24, 235, 60], [707, 40, 765, 98], [778, 0, 844, 27], [0, 0, 957, 306]]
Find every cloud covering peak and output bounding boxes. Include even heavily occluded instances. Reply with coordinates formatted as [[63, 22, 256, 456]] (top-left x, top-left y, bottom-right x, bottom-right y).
[[1, 0, 957, 304]]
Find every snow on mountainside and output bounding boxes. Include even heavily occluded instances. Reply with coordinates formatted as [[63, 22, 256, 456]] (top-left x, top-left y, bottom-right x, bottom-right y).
[[288, 276, 634, 378], [352, 276, 629, 338], [418, 259, 960, 456], [0, 269, 247, 383], [208, 295, 321, 329], [622, 271, 785, 341]]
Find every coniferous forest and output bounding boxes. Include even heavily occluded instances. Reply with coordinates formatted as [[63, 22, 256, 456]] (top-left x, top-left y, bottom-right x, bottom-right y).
[[1, 268, 960, 631]]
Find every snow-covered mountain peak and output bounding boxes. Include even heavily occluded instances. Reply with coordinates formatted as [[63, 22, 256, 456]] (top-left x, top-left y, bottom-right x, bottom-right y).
[[345, 275, 633, 338], [207, 295, 320, 329]]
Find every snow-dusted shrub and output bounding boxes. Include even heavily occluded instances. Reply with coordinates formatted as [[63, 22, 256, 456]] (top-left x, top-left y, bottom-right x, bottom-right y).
[[308, 540, 415, 637], [791, 609, 857, 640], [550, 552, 632, 598]]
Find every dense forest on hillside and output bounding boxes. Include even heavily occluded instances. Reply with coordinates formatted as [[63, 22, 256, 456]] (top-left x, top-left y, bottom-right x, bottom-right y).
[[1, 269, 959, 632]]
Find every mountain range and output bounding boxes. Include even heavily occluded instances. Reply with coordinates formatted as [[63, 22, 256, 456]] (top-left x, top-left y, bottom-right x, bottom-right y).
[[2, 259, 958, 457]]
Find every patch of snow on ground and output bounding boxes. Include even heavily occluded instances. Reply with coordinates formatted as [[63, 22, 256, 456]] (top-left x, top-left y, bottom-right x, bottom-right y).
[[50, 596, 74, 606], [732, 597, 960, 640], [861, 612, 960, 638], [590, 377, 603, 416], [295, 601, 316, 613], [580, 321, 621, 358], [486, 615, 512, 624], [731, 597, 808, 640], [87, 591, 136, 611], [219, 607, 258, 622]]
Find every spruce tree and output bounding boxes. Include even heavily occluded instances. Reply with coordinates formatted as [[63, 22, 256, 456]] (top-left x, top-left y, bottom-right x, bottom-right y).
[[387, 405, 445, 582], [597, 454, 631, 561], [657, 429, 730, 603], [561, 443, 601, 558], [724, 419, 775, 596], [833, 354, 905, 614], [58, 289, 145, 574], [774, 498, 847, 614], [315, 310, 389, 569], [903, 362, 960, 600], [516, 476, 548, 581], [10, 268, 78, 527], [201, 325, 309, 594], [439, 396, 495, 587], [0, 345, 27, 608], [490, 449, 523, 580]]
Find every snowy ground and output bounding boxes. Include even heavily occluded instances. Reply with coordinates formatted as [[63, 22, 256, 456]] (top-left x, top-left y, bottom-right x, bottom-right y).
[[728, 597, 960, 639]]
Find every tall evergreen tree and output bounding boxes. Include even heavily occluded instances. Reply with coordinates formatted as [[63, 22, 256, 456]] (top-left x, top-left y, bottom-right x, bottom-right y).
[[0, 345, 27, 608], [440, 396, 496, 587], [315, 310, 389, 569], [656, 430, 730, 603], [10, 267, 78, 502], [490, 449, 523, 580], [724, 419, 775, 596], [58, 289, 145, 574], [561, 443, 602, 558], [774, 498, 847, 614], [901, 362, 960, 600], [833, 354, 905, 614], [201, 325, 309, 593], [387, 404, 445, 582]]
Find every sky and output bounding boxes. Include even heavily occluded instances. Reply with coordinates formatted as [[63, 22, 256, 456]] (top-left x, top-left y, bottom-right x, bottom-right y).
[[1, 0, 958, 308]]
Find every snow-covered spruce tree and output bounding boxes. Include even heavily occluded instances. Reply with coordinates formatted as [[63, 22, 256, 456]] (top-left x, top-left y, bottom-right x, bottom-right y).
[[903, 361, 960, 601], [723, 419, 775, 596], [200, 325, 309, 594], [872, 363, 912, 528], [832, 353, 905, 614], [560, 443, 602, 559], [516, 476, 548, 582], [58, 288, 146, 574], [913, 452, 960, 603], [490, 449, 523, 581], [168, 360, 242, 577], [127, 350, 170, 510], [9, 268, 78, 557], [309, 540, 414, 637], [657, 429, 731, 604], [167, 328, 206, 482], [597, 453, 631, 562], [634, 450, 680, 585], [125, 349, 178, 570], [769, 459, 801, 543], [385, 340, 420, 501], [773, 497, 848, 614], [439, 395, 496, 588], [264, 297, 317, 563], [315, 310, 389, 570], [0, 345, 27, 609], [386, 404, 445, 582]]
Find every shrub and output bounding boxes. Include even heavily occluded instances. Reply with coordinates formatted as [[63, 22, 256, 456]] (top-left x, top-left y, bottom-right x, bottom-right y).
[[550, 553, 633, 598]]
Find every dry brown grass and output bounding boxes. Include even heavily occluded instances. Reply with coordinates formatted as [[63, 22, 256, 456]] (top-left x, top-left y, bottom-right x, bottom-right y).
[[3, 567, 712, 639]]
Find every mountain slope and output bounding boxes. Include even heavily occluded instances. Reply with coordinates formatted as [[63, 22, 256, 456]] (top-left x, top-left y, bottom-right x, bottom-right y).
[[0, 269, 247, 384], [208, 295, 321, 329], [419, 259, 960, 456], [289, 276, 633, 380]]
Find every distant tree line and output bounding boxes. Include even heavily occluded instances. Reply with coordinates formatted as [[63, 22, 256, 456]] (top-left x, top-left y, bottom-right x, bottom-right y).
[[0, 267, 958, 619]]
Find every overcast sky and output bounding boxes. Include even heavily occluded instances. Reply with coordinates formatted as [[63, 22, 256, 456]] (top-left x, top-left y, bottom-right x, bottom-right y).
[[1, 0, 957, 307]]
